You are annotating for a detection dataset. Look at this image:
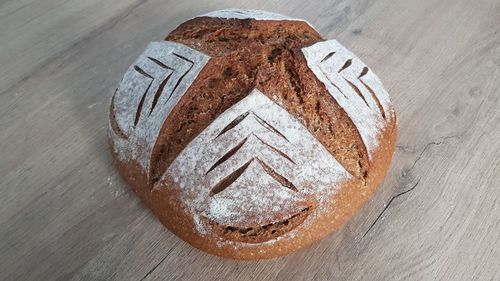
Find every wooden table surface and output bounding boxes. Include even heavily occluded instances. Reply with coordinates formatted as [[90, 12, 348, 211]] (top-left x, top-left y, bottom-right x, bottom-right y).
[[1, 0, 499, 280]]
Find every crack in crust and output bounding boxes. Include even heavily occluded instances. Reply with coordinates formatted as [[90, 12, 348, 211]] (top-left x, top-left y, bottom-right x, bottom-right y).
[[203, 207, 311, 243]]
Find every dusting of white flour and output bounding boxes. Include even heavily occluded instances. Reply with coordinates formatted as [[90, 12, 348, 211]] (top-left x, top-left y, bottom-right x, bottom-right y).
[[302, 39, 394, 158], [109, 41, 210, 180], [164, 89, 351, 232], [197, 8, 315, 29], [110, 24, 394, 246]]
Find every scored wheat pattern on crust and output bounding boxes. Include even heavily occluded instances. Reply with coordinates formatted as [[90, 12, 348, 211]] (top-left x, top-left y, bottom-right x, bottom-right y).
[[109, 38, 393, 237], [302, 40, 394, 159], [163, 89, 351, 230], [206, 110, 298, 195], [109, 41, 210, 181]]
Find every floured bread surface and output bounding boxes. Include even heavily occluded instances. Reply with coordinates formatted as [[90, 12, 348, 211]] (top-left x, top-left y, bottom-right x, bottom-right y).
[[200, 9, 295, 21], [198, 8, 313, 27], [302, 40, 395, 158], [108, 9, 396, 259], [109, 41, 209, 181], [163, 89, 351, 242]]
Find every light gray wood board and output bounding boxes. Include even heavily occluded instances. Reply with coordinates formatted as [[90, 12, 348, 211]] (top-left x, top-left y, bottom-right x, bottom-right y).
[[0, 0, 499, 280]]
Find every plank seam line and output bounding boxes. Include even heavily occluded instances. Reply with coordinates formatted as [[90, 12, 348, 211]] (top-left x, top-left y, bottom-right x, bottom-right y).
[[363, 178, 421, 238]]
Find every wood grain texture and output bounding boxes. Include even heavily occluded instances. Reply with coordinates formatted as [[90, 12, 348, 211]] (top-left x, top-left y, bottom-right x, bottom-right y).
[[0, 0, 499, 280]]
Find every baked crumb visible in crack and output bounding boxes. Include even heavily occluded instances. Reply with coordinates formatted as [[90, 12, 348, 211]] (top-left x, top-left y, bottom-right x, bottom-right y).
[[204, 207, 311, 243]]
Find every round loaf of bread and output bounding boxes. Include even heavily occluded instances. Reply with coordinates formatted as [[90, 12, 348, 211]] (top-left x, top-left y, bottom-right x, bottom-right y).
[[109, 9, 397, 260]]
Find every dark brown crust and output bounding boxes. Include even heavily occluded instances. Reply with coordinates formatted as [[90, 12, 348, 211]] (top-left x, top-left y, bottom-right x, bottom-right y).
[[150, 18, 368, 185], [109, 16, 397, 259]]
